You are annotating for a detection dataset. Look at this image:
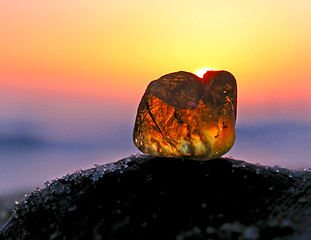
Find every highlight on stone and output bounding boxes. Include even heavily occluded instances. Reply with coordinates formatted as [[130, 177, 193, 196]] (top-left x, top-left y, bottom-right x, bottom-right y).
[[133, 70, 237, 160]]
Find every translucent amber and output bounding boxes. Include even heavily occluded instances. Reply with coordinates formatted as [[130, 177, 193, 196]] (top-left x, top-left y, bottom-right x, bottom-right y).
[[133, 70, 237, 160]]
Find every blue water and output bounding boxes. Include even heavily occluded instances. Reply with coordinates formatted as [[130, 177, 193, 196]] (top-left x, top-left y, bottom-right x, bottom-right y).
[[1, 120, 311, 195], [229, 121, 311, 168]]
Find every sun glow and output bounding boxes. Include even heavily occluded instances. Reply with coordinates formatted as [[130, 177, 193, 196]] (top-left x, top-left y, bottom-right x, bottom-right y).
[[194, 67, 217, 78]]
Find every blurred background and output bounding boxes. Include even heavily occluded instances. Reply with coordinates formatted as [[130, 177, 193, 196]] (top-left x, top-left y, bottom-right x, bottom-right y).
[[0, 0, 311, 195]]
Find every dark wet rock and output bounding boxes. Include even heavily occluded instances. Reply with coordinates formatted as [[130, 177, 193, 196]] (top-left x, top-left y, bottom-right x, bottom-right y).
[[0, 192, 26, 228], [1, 155, 311, 240]]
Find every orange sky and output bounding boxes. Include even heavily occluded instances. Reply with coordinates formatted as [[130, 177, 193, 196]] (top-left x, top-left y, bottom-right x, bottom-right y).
[[1, 0, 311, 122]]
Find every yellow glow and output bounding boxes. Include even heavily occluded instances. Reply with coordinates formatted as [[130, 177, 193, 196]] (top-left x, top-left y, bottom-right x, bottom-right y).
[[0, 0, 311, 108], [194, 67, 217, 78]]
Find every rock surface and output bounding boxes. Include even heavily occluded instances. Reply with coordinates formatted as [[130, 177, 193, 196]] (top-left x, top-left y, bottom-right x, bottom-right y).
[[1, 155, 311, 240], [0, 192, 25, 228]]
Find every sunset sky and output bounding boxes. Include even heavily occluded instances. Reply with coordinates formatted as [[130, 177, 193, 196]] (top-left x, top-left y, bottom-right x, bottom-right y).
[[1, 0, 311, 124], [1, 0, 311, 193]]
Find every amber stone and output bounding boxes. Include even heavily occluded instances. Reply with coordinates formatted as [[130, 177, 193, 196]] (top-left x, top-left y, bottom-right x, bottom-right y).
[[133, 70, 237, 160]]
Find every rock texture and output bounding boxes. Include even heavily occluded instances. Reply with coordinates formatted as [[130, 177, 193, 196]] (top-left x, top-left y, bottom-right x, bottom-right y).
[[1, 155, 311, 240], [0, 192, 25, 228]]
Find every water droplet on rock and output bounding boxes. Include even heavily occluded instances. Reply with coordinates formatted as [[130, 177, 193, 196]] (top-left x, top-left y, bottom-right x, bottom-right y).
[[68, 205, 77, 212], [205, 226, 216, 234], [192, 227, 201, 234], [298, 197, 308, 203], [44, 181, 50, 188], [243, 226, 259, 240]]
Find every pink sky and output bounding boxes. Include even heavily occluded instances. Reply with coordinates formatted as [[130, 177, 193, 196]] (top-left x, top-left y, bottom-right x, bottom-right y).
[[0, 0, 311, 125]]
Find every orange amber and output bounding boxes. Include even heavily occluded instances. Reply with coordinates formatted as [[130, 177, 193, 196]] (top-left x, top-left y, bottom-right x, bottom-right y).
[[133, 70, 237, 160]]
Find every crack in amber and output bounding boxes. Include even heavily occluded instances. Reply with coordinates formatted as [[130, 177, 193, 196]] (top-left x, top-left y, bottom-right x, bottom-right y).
[[133, 70, 237, 160]]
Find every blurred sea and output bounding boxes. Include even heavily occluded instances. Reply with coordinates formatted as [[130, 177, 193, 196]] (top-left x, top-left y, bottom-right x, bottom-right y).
[[1, 116, 311, 195], [0, 118, 136, 195]]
